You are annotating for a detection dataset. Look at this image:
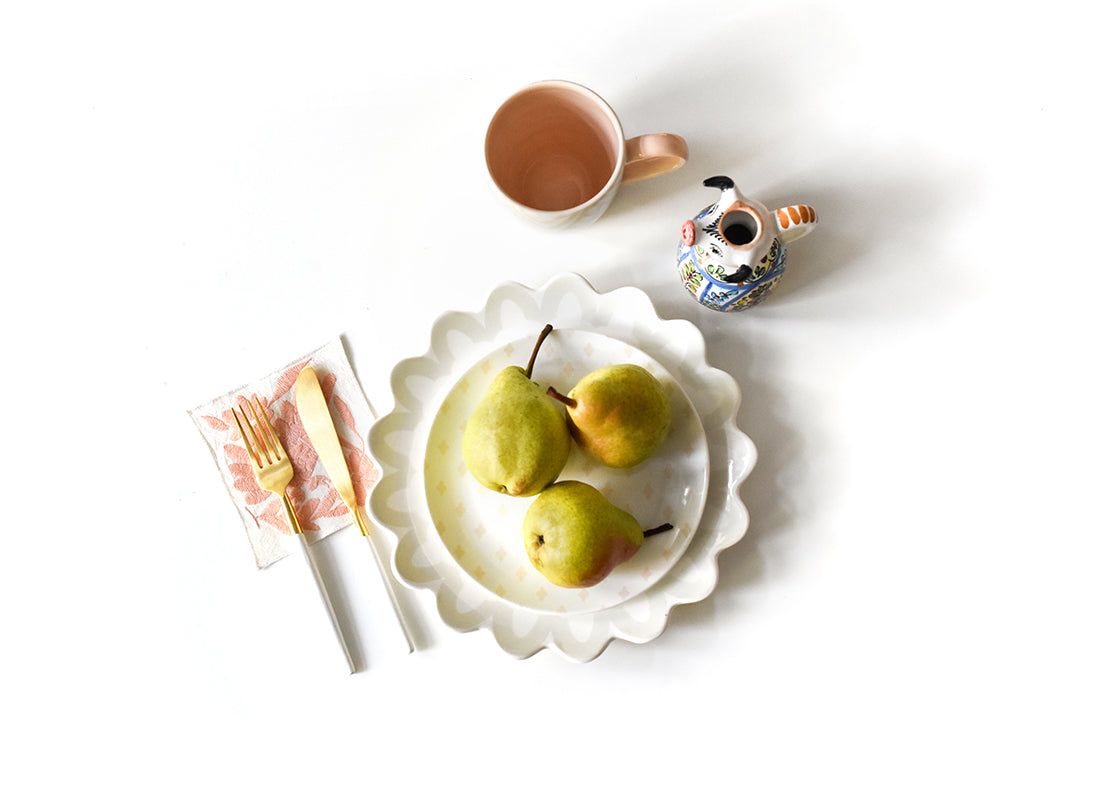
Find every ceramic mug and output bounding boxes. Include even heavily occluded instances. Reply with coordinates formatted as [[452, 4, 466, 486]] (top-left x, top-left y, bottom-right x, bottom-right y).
[[485, 80, 688, 228]]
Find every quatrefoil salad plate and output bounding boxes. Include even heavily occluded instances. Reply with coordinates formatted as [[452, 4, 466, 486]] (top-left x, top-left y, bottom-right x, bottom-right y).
[[368, 272, 757, 662], [424, 328, 709, 615]]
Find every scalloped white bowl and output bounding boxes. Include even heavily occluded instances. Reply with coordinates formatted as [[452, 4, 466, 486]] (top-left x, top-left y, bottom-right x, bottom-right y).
[[368, 272, 757, 662]]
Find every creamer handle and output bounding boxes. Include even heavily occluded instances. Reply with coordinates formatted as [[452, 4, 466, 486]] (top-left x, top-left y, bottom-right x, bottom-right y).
[[773, 204, 818, 244]]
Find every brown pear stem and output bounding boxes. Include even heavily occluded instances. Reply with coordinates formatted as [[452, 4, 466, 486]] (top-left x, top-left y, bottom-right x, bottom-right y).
[[524, 324, 553, 380], [643, 523, 673, 538], [546, 386, 577, 407]]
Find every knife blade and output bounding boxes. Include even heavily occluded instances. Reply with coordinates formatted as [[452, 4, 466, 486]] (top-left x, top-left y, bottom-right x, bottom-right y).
[[294, 365, 417, 653]]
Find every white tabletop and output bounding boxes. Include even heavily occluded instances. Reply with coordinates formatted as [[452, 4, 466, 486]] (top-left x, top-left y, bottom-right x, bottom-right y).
[[5, 1, 1117, 797]]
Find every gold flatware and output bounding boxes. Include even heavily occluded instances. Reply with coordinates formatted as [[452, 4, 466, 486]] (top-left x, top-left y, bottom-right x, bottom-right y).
[[294, 366, 418, 653], [231, 396, 358, 673]]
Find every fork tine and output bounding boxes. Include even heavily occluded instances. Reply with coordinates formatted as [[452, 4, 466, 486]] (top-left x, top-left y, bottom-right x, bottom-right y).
[[251, 396, 284, 462], [240, 398, 274, 464], [231, 403, 262, 468]]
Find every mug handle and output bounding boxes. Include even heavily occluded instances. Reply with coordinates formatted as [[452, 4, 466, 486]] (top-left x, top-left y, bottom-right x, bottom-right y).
[[621, 134, 689, 183], [772, 204, 818, 243]]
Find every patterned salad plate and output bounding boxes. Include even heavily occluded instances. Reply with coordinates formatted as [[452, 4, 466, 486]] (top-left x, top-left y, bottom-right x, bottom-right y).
[[368, 272, 756, 661]]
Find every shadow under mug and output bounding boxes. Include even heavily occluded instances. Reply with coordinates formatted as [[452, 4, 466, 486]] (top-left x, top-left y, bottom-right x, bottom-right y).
[[485, 80, 688, 228]]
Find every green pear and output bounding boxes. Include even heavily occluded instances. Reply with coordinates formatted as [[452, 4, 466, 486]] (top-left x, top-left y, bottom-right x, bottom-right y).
[[462, 324, 571, 496], [547, 364, 671, 469], [522, 480, 672, 588]]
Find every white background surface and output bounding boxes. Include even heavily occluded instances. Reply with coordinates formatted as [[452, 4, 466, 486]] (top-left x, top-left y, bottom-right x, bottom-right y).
[[4, 1, 1117, 797]]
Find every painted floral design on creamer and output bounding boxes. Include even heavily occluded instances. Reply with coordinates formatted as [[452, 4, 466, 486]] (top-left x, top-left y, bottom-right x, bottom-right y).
[[199, 359, 379, 537]]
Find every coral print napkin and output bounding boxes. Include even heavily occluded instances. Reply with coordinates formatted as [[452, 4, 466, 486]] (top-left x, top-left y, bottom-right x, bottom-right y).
[[189, 338, 378, 569]]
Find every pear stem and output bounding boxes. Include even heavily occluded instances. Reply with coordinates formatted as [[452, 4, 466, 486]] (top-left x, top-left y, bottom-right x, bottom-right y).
[[546, 386, 577, 408], [524, 324, 553, 380], [643, 523, 673, 538]]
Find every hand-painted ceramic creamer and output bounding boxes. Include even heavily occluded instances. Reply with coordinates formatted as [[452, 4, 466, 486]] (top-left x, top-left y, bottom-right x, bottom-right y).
[[677, 176, 817, 311]]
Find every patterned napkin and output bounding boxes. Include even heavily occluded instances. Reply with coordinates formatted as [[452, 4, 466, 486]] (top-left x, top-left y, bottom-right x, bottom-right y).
[[189, 337, 378, 568]]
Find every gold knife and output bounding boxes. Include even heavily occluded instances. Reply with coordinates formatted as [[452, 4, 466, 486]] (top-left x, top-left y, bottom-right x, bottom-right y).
[[294, 365, 417, 653]]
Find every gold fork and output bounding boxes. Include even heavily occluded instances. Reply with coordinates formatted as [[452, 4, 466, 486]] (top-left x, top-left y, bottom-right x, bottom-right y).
[[232, 396, 357, 673]]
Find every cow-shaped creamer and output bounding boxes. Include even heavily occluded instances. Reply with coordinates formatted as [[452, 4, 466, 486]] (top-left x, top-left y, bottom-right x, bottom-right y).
[[678, 176, 817, 311]]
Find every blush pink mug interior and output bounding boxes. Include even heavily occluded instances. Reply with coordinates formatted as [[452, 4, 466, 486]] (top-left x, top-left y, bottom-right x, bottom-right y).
[[485, 81, 687, 219]]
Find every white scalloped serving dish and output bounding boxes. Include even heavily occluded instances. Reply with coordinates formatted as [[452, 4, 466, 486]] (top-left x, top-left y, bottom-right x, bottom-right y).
[[368, 272, 757, 662]]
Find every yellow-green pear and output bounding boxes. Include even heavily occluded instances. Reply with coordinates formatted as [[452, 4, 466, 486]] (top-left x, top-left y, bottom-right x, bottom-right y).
[[462, 324, 571, 496], [522, 480, 672, 588], [547, 364, 671, 469]]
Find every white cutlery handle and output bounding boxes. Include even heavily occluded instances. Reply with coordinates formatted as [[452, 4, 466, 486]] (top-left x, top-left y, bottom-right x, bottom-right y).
[[296, 533, 358, 673], [286, 492, 357, 673], [354, 507, 418, 653]]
